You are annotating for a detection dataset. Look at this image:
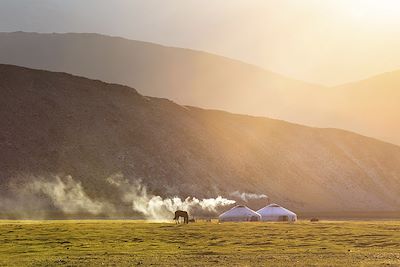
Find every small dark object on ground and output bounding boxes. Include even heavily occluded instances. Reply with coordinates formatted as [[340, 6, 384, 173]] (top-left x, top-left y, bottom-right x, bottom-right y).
[[310, 218, 319, 222], [189, 218, 195, 223]]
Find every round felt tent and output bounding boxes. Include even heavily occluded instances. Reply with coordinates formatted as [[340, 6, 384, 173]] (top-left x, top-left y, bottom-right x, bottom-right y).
[[257, 203, 297, 222], [219, 205, 261, 222]]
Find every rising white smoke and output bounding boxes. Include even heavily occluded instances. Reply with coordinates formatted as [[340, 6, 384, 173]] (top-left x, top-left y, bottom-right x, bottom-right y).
[[107, 174, 235, 220], [230, 191, 268, 202], [29, 175, 113, 215]]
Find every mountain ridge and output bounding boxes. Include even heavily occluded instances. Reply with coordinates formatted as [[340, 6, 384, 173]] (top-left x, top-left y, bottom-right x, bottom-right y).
[[1, 31, 399, 146], [3, 31, 324, 87], [1, 64, 400, 218]]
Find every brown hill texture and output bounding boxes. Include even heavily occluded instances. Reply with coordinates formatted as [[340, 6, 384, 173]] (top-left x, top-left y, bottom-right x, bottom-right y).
[[0, 32, 399, 146], [1, 64, 400, 217]]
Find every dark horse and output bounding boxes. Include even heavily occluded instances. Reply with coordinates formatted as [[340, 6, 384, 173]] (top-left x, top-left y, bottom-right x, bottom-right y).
[[173, 210, 189, 224]]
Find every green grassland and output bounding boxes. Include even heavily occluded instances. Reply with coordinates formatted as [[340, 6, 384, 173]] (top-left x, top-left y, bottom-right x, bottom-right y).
[[1, 220, 400, 266]]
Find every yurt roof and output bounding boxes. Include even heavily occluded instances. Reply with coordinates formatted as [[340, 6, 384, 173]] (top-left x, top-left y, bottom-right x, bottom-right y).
[[257, 203, 296, 216], [219, 205, 260, 218]]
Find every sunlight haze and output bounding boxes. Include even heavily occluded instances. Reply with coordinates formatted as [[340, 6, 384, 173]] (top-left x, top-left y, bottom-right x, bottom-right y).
[[2, 1, 400, 265], [2, 0, 400, 85]]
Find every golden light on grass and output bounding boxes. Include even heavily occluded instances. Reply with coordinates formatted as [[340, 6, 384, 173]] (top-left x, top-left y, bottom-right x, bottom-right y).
[[1, 220, 400, 265]]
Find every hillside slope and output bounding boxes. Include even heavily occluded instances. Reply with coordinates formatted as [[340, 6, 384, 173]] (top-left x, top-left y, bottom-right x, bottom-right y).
[[1, 64, 400, 216], [325, 72, 400, 146], [0, 32, 327, 130], [1, 32, 399, 146]]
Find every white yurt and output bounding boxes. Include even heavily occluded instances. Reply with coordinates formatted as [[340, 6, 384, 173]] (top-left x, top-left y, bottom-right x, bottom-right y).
[[257, 203, 297, 222], [219, 205, 261, 222]]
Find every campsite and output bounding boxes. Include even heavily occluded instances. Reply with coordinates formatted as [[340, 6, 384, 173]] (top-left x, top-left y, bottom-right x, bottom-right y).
[[1, 220, 400, 266], [218, 204, 297, 222], [2, 1, 400, 266]]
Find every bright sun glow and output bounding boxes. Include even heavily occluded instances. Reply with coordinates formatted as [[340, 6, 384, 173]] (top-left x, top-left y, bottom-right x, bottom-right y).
[[344, 0, 400, 22]]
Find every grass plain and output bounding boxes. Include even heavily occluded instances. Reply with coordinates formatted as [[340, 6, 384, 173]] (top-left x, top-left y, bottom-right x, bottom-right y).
[[0, 220, 400, 266]]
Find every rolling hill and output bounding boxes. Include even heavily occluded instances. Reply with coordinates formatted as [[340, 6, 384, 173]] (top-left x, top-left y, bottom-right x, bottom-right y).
[[326, 72, 400, 146], [1, 64, 400, 218], [1, 32, 399, 146]]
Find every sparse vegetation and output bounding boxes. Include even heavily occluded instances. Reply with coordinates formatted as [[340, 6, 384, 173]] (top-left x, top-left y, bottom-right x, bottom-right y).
[[2, 64, 400, 215], [1, 220, 399, 266]]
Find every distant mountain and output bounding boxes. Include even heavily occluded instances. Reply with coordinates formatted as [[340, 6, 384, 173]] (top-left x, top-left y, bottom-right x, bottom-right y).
[[0, 32, 327, 133], [325, 72, 400, 146], [1, 32, 399, 146], [1, 64, 400, 217]]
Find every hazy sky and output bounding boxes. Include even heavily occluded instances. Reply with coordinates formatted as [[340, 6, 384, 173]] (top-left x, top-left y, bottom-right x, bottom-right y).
[[2, 0, 400, 85]]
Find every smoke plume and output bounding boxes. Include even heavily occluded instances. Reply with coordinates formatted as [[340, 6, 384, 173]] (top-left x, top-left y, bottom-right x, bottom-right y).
[[107, 174, 235, 220], [230, 191, 268, 202], [29, 175, 113, 215]]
